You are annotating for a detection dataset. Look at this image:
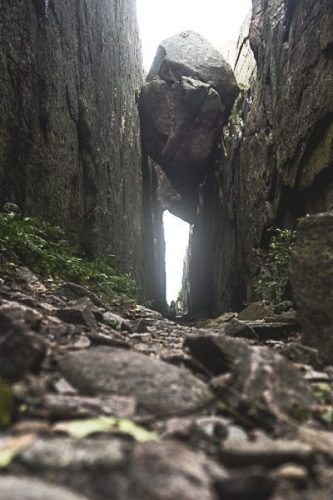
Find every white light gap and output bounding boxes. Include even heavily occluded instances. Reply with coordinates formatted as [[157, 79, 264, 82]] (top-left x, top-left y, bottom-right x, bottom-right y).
[[163, 211, 190, 304]]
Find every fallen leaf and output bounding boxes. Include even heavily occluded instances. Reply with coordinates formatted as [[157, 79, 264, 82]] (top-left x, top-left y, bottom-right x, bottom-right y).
[[54, 417, 158, 442], [0, 434, 36, 469], [115, 419, 158, 443]]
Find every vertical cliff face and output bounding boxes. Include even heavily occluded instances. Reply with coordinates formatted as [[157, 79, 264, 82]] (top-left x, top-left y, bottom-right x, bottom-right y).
[[142, 156, 167, 312], [0, 0, 147, 283], [185, 0, 333, 315]]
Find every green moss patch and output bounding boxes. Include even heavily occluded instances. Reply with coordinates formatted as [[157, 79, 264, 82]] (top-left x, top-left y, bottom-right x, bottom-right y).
[[0, 208, 140, 303], [255, 228, 296, 311]]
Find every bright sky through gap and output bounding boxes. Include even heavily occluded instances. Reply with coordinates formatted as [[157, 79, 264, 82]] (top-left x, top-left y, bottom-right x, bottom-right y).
[[137, 0, 252, 304], [137, 0, 252, 70], [163, 211, 190, 304]]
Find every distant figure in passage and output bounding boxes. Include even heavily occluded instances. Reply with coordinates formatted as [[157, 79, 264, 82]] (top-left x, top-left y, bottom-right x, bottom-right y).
[[168, 300, 177, 320]]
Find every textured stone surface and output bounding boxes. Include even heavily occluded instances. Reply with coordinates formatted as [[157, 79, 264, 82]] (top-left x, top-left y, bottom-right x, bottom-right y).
[[0, 302, 45, 381], [183, 0, 333, 315], [125, 440, 226, 500], [148, 31, 239, 118], [60, 347, 214, 416], [139, 77, 223, 223], [21, 438, 130, 470], [221, 432, 313, 468], [0, 0, 146, 283], [237, 302, 274, 321], [140, 77, 224, 173], [224, 318, 258, 340], [141, 155, 167, 312], [19, 438, 227, 500], [139, 31, 238, 223], [0, 476, 88, 500], [220, 11, 257, 88], [1, 270, 333, 499], [290, 212, 333, 363], [57, 298, 98, 329], [186, 335, 315, 429]]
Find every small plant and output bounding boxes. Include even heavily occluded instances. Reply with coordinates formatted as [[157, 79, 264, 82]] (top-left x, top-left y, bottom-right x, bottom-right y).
[[0, 209, 140, 303], [255, 228, 296, 311], [104, 318, 120, 330]]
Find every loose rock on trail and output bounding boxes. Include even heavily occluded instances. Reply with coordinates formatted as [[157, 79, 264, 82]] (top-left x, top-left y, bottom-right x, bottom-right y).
[[1, 265, 333, 499]]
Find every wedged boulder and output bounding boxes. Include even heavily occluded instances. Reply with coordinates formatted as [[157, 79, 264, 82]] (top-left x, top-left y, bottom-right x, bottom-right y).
[[139, 76, 223, 199], [156, 164, 196, 223], [185, 335, 316, 429], [60, 347, 214, 417], [139, 31, 239, 221], [290, 212, 333, 364], [140, 76, 224, 171], [148, 31, 239, 117]]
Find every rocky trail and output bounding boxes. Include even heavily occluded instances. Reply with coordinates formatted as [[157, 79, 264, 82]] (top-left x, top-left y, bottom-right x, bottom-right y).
[[0, 0, 332, 498], [1, 265, 333, 500]]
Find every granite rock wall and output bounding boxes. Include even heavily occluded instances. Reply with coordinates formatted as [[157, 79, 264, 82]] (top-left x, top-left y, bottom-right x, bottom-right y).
[[185, 0, 333, 315], [0, 0, 149, 287]]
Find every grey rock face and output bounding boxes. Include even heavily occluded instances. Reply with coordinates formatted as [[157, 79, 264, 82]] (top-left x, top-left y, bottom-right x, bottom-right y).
[[21, 438, 130, 471], [141, 76, 223, 172], [237, 302, 274, 321], [148, 31, 239, 117], [184, 0, 333, 315], [221, 432, 312, 468], [0, 0, 145, 282], [125, 440, 227, 500], [20, 437, 227, 500], [224, 318, 258, 340], [220, 11, 257, 88], [290, 212, 333, 364], [139, 31, 238, 222], [0, 302, 45, 381], [57, 298, 98, 329], [60, 347, 214, 416], [185, 335, 315, 429], [0, 476, 88, 500], [139, 76, 223, 222]]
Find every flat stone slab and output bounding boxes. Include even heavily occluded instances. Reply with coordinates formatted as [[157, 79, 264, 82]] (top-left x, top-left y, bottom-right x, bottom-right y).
[[60, 347, 214, 416], [21, 437, 129, 470], [125, 440, 227, 500], [185, 335, 316, 429], [221, 433, 313, 468], [19, 438, 227, 500], [0, 476, 88, 500]]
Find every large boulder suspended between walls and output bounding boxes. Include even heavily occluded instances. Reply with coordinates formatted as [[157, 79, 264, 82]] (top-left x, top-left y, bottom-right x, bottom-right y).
[[139, 31, 239, 222]]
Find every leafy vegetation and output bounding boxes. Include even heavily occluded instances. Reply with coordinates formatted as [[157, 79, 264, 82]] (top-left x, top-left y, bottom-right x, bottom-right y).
[[0, 209, 140, 303], [313, 383, 333, 427], [255, 227, 296, 312]]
